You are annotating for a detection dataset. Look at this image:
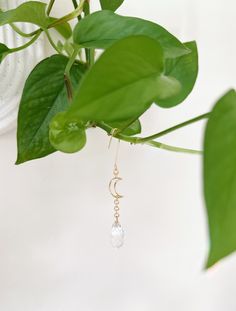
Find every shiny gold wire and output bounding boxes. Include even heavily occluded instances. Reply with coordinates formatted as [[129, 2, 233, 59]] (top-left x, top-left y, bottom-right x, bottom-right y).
[[108, 131, 123, 223]]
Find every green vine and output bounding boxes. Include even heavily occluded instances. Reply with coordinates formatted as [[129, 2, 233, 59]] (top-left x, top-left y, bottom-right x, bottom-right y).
[[9, 30, 42, 53]]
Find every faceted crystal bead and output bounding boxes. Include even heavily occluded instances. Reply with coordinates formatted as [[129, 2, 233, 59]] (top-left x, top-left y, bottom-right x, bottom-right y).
[[111, 222, 124, 248]]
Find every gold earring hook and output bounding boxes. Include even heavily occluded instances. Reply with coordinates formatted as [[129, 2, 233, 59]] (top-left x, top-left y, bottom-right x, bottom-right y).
[[108, 128, 119, 149]]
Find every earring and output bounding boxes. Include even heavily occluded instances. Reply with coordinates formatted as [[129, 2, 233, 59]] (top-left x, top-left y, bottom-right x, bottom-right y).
[[109, 133, 124, 248]]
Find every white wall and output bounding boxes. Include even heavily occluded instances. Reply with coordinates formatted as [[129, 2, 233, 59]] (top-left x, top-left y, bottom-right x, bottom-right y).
[[0, 0, 236, 310]]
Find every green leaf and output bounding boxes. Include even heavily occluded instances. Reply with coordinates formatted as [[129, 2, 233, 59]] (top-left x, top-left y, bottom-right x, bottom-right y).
[[204, 89, 236, 268], [0, 1, 50, 28], [16, 55, 86, 164], [107, 119, 142, 136], [157, 41, 198, 108], [73, 10, 190, 59], [99, 0, 124, 11], [50, 20, 72, 39], [0, 1, 72, 37], [0, 43, 10, 63], [67, 36, 181, 123], [49, 112, 86, 153]]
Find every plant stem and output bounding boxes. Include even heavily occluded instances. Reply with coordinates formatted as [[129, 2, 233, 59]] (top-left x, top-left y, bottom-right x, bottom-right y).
[[9, 30, 42, 54], [65, 47, 80, 76], [72, 0, 79, 8], [72, 0, 82, 21], [82, 0, 94, 65], [10, 24, 38, 38], [97, 112, 209, 155], [139, 112, 210, 143], [87, 48, 95, 67], [64, 75, 73, 102], [64, 46, 80, 101], [146, 140, 202, 155], [47, 0, 56, 15], [83, 0, 90, 16], [45, 30, 63, 54], [48, 0, 85, 28]]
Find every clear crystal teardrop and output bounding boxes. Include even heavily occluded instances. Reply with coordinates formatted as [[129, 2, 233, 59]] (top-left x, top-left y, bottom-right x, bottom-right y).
[[111, 222, 124, 248]]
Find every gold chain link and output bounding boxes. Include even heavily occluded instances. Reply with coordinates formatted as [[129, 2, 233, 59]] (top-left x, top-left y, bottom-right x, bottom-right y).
[[108, 131, 123, 224]]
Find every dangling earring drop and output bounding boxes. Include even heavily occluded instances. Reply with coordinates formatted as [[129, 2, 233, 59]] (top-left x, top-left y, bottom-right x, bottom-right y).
[[108, 133, 125, 248]]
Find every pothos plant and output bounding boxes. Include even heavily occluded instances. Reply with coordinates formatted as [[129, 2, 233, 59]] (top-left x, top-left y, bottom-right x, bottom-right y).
[[0, 0, 236, 268]]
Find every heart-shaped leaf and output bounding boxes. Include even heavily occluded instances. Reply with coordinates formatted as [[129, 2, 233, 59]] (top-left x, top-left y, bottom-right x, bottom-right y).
[[157, 41, 198, 108], [16, 55, 86, 164], [49, 112, 86, 153], [67, 36, 181, 123], [0, 1, 72, 38], [73, 10, 189, 59], [0, 1, 50, 28], [204, 89, 236, 268], [99, 0, 124, 11]]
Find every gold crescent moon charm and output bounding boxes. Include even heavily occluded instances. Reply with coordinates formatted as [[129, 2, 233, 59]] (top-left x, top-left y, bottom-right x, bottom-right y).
[[109, 177, 123, 199]]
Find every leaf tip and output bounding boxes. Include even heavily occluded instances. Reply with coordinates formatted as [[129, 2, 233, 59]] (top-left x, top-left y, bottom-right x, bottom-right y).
[[15, 155, 24, 165]]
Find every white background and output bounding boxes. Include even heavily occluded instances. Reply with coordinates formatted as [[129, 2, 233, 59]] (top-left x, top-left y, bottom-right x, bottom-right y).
[[0, 0, 236, 310]]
